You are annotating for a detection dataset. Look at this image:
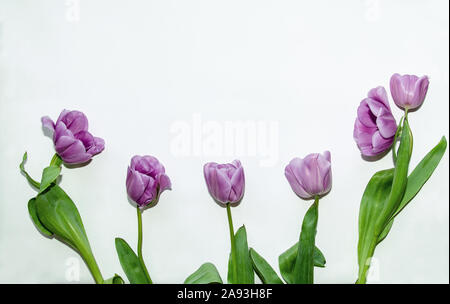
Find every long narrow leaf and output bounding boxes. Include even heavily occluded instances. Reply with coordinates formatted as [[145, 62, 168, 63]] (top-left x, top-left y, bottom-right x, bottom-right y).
[[227, 225, 254, 284], [115, 238, 151, 284], [357, 169, 394, 283], [249, 248, 283, 284], [292, 201, 319, 284]]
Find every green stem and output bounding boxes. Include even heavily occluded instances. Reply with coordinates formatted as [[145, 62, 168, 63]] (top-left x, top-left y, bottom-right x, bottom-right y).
[[226, 203, 238, 283], [392, 117, 404, 164], [356, 238, 377, 284], [137, 207, 153, 284], [50, 153, 63, 167], [79, 247, 104, 284]]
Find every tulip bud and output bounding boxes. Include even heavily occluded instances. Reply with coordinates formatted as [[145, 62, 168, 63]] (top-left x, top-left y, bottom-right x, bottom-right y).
[[126, 155, 171, 208], [41, 110, 105, 164], [203, 160, 245, 205], [285, 151, 332, 200], [353, 87, 397, 157], [390, 73, 429, 110]]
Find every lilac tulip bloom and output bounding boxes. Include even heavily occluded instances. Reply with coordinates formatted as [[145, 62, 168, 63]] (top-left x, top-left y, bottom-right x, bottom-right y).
[[126, 155, 171, 208], [353, 87, 397, 157], [41, 110, 105, 164], [390, 73, 429, 110], [203, 160, 245, 205], [285, 151, 332, 200]]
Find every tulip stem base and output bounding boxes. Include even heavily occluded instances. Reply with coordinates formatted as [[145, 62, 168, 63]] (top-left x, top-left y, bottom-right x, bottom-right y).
[[137, 207, 153, 284]]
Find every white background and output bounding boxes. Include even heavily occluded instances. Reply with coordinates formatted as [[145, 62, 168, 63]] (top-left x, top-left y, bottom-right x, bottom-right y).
[[0, 0, 448, 283]]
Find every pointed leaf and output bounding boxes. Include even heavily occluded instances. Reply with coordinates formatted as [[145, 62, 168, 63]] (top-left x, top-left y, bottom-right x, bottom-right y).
[[19, 152, 40, 189], [227, 225, 254, 284], [115, 238, 151, 284], [291, 201, 319, 284], [184, 263, 223, 284], [375, 119, 412, 235], [39, 165, 61, 194], [249, 248, 283, 284]]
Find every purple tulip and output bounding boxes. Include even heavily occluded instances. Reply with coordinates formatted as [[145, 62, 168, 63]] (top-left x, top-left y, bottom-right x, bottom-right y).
[[353, 86, 397, 157], [285, 151, 332, 200], [203, 160, 245, 205], [126, 155, 171, 208], [390, 73, 429, 110], [41, 110, 105, 164]]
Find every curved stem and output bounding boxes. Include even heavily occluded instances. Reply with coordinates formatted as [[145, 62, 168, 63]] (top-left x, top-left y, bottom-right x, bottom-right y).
[[226, 203, 238, 282], [137, 207, 153, 284]]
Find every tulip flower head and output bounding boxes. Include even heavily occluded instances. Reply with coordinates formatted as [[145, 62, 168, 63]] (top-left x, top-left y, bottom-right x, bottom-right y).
[[353, 87, 397, 157], [285, 151, 332, 200], [126, 155, 171, 208], [41, 110, 105, 164], [390, 73, 429, 110], [203, 160, 245, 206]]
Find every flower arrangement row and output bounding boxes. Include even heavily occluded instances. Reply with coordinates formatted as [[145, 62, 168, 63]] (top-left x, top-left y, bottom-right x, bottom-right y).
[[19, 73, 447, 284]]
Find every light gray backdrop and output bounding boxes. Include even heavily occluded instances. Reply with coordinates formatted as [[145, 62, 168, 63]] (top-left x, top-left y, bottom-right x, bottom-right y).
[[0, 0, 448, 283]]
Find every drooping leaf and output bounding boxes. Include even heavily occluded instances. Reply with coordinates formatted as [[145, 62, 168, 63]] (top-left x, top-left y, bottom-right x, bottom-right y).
[[19, 152, 40, 189], [27, 198, 53, 237], [39, 165, 61, 194], [115, 238, 151, 284], [34, 184, 103, 284], [184, 263, 223, 284], [227, 225, 254, 284], [292, 200, 319, 284], [249, 248, 283, 284], [103, 274, 124, 284]]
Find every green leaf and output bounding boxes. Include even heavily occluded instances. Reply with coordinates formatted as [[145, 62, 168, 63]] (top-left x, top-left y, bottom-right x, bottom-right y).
[[313, 246, 326, 268], [278, 244, 326, 284], [19, 152, 40, 189], [103, 274, 124, 284], [34, 184, 103, 284], [377, 136, 447, 244], [39, 165, 61, 194], [27, 198, 53, 237], [376, 219, 393, 245], [375, 119, 412, 235], [227, 225, 254, 284], [292, 200, 319, 284], [249, 248, 283, 284], [184, 263, 223, 284], [393, 136, 446, 219], [356, 169, 394, 284], [115, 238, 151, 284]]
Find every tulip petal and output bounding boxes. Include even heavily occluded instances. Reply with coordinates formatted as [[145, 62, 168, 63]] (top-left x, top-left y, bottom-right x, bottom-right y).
[[58, 140, 92, 164], [126, 168, 146, 204], [59, 110, 89, 135], [285, 160, 312, 199], [41, 116, 55, 133]]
